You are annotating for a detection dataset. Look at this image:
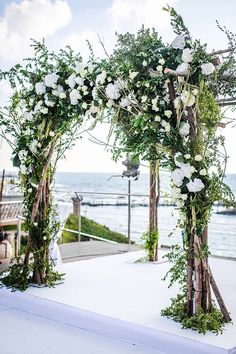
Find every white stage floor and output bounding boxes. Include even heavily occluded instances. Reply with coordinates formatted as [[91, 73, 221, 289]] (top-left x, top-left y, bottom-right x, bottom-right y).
[[1, 250, 236, 354]]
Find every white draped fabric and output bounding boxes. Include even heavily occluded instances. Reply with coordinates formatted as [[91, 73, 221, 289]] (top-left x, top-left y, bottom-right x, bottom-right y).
[[49, 202, 72, 265]]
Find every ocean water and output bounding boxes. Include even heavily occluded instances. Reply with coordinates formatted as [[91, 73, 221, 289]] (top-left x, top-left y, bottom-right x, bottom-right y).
[[55, 172, 236, 258]]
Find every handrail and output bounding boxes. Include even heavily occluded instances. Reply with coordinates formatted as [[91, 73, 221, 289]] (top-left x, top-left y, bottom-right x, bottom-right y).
[[54, 189, 150, 198], [62, 227, 118, 244], [0, 200, 23, 205]]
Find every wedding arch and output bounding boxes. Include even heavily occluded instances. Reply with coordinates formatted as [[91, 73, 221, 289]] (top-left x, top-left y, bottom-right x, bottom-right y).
[[0, 7, 235, 334]]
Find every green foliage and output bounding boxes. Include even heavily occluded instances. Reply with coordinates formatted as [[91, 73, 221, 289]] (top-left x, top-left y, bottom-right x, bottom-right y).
[[161, 294, 227, 334], [0, 258, 64, 292], [62, 214, 129, 244], [198, 82, 221, 134], [162, 245, 186, 287], [141, 229, 158, 261], [163, 5, 190, 39]]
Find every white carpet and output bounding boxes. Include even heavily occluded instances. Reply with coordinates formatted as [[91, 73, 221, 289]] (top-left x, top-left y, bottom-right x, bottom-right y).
[[1, 250, 236, 354]]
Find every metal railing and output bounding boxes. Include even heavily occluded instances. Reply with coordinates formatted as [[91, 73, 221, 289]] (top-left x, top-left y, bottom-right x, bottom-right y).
[[15, 215, 118, 256], [62, 228, 117, 244]]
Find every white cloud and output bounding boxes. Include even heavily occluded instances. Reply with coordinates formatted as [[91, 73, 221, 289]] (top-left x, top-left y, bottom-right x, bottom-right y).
[[63, 30, 116, 59], [0, 0, 72, 62], [63, 30, 102, 58], [107, 0, 179, 31]]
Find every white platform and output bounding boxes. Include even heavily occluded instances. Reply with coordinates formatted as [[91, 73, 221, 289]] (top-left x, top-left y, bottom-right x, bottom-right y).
[[1, 250, 236, 354]]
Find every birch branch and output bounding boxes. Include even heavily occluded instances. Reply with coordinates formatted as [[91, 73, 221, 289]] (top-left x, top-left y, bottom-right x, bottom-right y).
[[209, 48, 233, 56]]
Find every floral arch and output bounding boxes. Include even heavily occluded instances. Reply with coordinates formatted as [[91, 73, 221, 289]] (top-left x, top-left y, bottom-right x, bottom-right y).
[[0, 7, 235, 333]]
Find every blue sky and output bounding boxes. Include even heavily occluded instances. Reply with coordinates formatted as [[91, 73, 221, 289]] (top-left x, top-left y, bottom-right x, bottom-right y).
[[0, 0, 235, 173]]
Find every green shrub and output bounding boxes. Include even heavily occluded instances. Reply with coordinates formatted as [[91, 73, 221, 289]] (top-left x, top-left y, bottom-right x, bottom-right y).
[[62, 214, 129, 244], [161, 293, 227, 334]]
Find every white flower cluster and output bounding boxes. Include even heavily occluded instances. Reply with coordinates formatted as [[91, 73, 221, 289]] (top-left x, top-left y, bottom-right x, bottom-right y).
[[171, 153, 205, 194]]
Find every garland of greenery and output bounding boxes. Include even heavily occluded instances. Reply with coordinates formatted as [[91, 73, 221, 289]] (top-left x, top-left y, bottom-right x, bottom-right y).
[[88, 7, 236, 332], [0, 42, 106, 290]]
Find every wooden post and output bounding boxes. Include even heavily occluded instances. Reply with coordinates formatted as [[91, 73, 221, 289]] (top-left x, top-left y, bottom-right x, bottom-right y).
[[17, 219, 22, 256], [72, 194, 82, 242], [149, 160, 158, 261]]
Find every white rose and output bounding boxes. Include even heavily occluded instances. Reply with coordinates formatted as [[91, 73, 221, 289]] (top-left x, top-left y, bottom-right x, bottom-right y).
[[52, 85, 64, 97], [176, 62, 189, 76], [164, 123, 171, 132], [152, 105, 159, 112], [66, 74, 76, 89], [115, 79, 125, 90], [156, 65, 163, 73], [164, 110, 172, 118], [159, 58, 165, 65], [82, 102, 88, 109], [155, 115, 161, 122], [184, 154, 191, 159], [180, 163, 193, 179], [35, 82, 46, 95], [105, 83, 121, 100], [129, 71, 139, 80], [200, 168, 207, 176], [59, 92, 66, 99], [96, 70, 107, 85], [171, 34, 185, 49], [69, 89, 81, 105], [161, 119, 170, 132], [182, 48, 193, 63], [29, 139, 38, 154], [187, 178, 205, 193], [41, 107, 48, 114], [201, 62, 215, 76], [90, 104, 99, 114], [44, 94, 55, 107], [106, 100, 113, 108], [142, 60, 148, 66], [92, 87, 98, 100], [141, 95, 148, 103], [120, 97, 130, 108], [179, 122, 190, 136], [23, 111, 34, 121], [171, 168, 184, 187], [44, 73, 59, 88], [194, 154, 202, 161], [75, 63, 87, 77], [75, 76, 84, 86], [181, 194, 188, 201]]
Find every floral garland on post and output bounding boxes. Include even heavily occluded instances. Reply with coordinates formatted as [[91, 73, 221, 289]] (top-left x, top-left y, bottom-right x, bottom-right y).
[[0, 42, 104, 290], [90, 8, 235, 332]]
